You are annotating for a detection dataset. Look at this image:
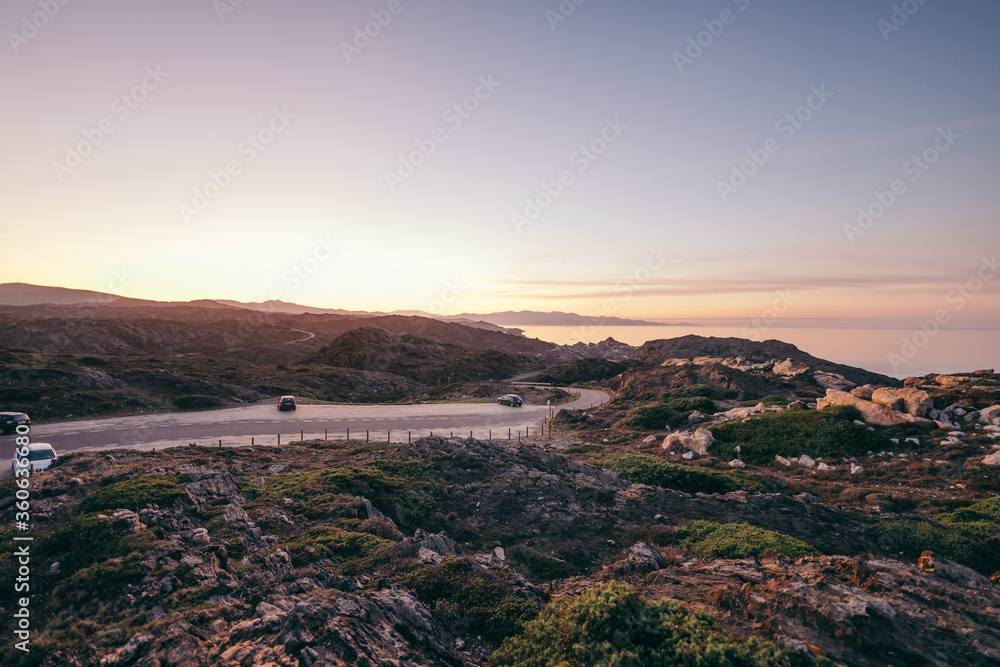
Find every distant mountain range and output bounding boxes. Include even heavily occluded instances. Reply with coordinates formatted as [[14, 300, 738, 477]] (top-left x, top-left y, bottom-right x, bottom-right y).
[[0, 283, 673, 329]]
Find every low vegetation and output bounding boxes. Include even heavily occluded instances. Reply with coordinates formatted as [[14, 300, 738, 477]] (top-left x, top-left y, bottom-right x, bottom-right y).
[[709, 405, 890, 464], [867, 496, 1000, 575], [403, 557, 538, 642], [675, 521, 820, 560], [284, 527, 394, 574], [598, 454, 774, 494], [81, 474, 185, 512], [621, 385, 719, 430], [247, 459, 444, 532], [492, 582, 826, 667]]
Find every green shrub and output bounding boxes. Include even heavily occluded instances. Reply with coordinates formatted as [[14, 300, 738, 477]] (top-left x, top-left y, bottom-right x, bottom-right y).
[[709, 405, 890, 464], [622, 403, 683, 430], [869, 518, 999, 575], [250, 460, 442, 532], [564, 444, 603, 455], [81, 475, 185, 512], [32, 513, 158, 602], [404, 557, 537, 642], [285, 528, 393, 574], [173, 394, 223, 410], [661, 385, 714, 399], [508, 545, 576, 580], [743, 395, 789, 407], [676, 521, 819, 560], [664, 395, 717, 413], [492, 582, 824, 667], [598, 454, 770, 494]]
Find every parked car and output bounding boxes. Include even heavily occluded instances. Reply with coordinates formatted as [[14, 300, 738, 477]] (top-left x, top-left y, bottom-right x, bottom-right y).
[[497, 394, 523, 407], [278, 396, 297, 411], [0, 412, 30, 434], [12, 443, 58, 472]]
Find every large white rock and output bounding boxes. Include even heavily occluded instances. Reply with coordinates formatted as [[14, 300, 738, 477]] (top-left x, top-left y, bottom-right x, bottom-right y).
[[982, 452, 1000, 466], [662, 428, 714, 456], [816, 390, 904, 426], [799, 455, 816, 468], [814, 372, 855, 391], [870, 388, 934, 417], [936, 375, 970, 388], [728, 459, 745, 468], [851, 384, 875, 400], [773, 358, 810, 376], [978, 405, 1000, 426]]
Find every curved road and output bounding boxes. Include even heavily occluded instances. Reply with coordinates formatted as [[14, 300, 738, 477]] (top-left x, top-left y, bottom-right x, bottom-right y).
[[0, 389, 609, 462]]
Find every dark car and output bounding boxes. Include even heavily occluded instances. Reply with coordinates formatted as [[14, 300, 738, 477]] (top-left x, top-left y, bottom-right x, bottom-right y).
[[278, 396, 297, 411], [497, 394, 523, 407], [0, 412, 30, 434]]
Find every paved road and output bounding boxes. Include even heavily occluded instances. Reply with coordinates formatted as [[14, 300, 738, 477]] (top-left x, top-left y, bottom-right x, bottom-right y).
[[0, 388, 609, 466]]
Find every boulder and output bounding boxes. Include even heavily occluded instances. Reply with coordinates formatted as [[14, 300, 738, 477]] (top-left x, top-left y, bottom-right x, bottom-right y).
[[814, 372, 855, 391], [799, 455, 816, 468], [728, 459, 746, 468], [978, 405, 1000, 426], [982, 453, 1000, 467], [936, 375, 970, 388], [773, 358, 810, 376], [871, 388, 934, 417], [662, 428, 713, 456], [816, 390, 904, 426], [775, 456, 792, 467], [851, 385, 875, 400], [613, 542, 663, 576]]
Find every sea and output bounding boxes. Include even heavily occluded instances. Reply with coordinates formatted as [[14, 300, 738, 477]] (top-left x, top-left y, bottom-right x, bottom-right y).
[[515, 325, 1000, 380]]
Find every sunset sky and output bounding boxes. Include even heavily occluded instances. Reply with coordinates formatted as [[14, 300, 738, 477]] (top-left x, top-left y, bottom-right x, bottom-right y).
[[2, 0, 999, 325]]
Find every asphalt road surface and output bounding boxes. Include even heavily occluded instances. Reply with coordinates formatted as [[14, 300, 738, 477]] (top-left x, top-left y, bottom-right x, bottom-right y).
[[0, 388, 609, 470]]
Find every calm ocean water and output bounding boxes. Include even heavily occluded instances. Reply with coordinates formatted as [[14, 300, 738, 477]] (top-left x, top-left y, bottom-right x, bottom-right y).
[[516, 325, 1000, 380]]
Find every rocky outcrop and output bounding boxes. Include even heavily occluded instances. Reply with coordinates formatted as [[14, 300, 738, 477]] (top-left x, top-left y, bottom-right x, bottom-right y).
[[979, 405, 1000, 426], [614, 552, 1000, 667], [816, 390, 907, 426], [870, 387, 934, 417], [662, 428, 714, 456]]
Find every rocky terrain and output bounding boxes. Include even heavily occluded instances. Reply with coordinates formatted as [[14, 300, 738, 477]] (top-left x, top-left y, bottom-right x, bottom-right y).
[[3, 333, 1000, 665], [0, 304, 635, 421]]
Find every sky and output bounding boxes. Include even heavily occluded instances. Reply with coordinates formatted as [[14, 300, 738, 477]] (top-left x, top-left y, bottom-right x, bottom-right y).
[[2, 0, 999, 326]]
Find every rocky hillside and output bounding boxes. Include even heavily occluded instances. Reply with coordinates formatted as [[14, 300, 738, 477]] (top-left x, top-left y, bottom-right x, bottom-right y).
[[2, 422, 1000, 666], [301, 328, 545, 385], [630, 336, 899, 388]]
